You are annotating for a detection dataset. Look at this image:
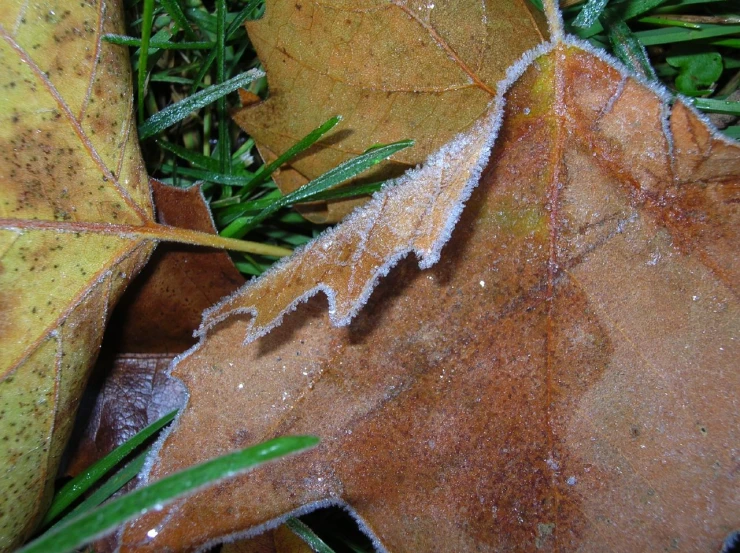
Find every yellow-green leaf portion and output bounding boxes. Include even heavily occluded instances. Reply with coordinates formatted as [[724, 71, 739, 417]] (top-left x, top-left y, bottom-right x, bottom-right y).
[[0, 0, 154, 549]]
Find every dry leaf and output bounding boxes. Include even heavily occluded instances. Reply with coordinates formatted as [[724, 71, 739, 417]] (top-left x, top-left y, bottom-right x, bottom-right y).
[[68, 181, 244, 474], [234, 0, 547, 222], [120, 16, 740, 552], [222, 526, 314, 553], [111, 180, 246, 355]]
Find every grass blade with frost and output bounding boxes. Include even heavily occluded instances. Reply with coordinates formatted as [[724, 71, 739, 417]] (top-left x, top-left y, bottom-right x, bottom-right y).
[[21, 436, 319, 553], [159, 0, 198, 40], [221, 140, 413, 238], [573, 0, 610, 28], [138, 70, 264, 139], [104, 35, 214, 49], [240, 116, 344, 196]]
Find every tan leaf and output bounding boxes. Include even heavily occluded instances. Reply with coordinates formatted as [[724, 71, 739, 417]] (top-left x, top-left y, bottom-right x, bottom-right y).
[[120, 15, 740, 552], [234, 0, 547, 222]]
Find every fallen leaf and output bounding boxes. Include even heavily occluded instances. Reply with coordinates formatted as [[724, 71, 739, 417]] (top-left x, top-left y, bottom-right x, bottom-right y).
[[67, 180, 244, 475], [0, 2, 265, 548], [110, 180, 246, 355], [234, 0, 547, 222], [222, 526, 314, 553], [0, 1, 153, 547], [121, 8, 740, 550]]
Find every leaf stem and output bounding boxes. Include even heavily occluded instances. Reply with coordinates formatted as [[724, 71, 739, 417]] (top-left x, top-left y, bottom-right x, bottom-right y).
[[0, 219, 292, 257]]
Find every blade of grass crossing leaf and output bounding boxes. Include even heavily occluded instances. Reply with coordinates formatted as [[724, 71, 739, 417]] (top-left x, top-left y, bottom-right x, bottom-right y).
[[635, 24, 740, 46], [573, 0, 609, 28], [215, 182, 384, 215], [637, 16, 701, 29], [40, 410, 178, 527], [138, 69, 264, 139], [49, 451, 149, 530], [286, 518, 337, 553], [239, 115, 343, 196], [137, 0, 155, 123], [159, 0, 198, 40], [287, 141, 413, 205], [222, 140, 413, 238], [20, 437, 320, 553]]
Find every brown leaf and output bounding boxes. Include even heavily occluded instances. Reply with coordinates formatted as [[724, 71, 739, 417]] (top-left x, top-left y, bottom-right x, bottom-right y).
[[222, 526, 314, 553], [112, 180, 246, 355], [68, 181, 244, 474], [123, 27, 738, 553], [234, 0, 547, 222]]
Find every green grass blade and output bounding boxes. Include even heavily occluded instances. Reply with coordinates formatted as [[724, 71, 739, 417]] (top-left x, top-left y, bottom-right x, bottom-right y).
[[240, 115, 344, 195], [103, 35, 214, 49], [222, 140, 413, 238], [568, 0, 667, 38], [159, 0, 198, 41], [191, 0, 263, 91], [149, 75, 195, 84], [637, 15, 701, 29], [159, 164, 254, 185], [299, 181, 384, 203], [634, 24, 740, 46], [21, 436, 319, 553], [722, 126, 740, 139], [40, 410, 178, 527], [604, 18, 658, 81], [574, 0, 610, 29], [688, 98, 740, 115], [50, 451, 149, 529], [139, 69, 264, 139], [220, 181, 385, 215], [286, 518, 337, 553], [137, 0, 155, 124], [286, 141, 413, 205], [216, 0, 229, 174], [157, 140, 221, 172]]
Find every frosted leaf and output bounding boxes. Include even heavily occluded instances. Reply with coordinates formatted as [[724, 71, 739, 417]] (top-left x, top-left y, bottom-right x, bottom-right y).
[[199, 106, 501, 342]]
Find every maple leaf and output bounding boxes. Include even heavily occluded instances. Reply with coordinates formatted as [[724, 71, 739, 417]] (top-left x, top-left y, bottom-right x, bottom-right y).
[[234, 0, 547, 223], [119, 3, 740, 552], [0, 2, 278, 548]]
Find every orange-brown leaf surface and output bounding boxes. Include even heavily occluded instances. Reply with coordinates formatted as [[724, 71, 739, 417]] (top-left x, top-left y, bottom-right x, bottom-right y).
[[234, 0, 547, 222], [120, 26, 740, 553], [0, 0, 155, 547]]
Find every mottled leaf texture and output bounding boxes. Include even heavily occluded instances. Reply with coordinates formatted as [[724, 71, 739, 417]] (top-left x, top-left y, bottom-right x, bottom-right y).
[[0, 0, 154, 548], [234, 0, 547, 222], [122, 25, 740, 552]]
